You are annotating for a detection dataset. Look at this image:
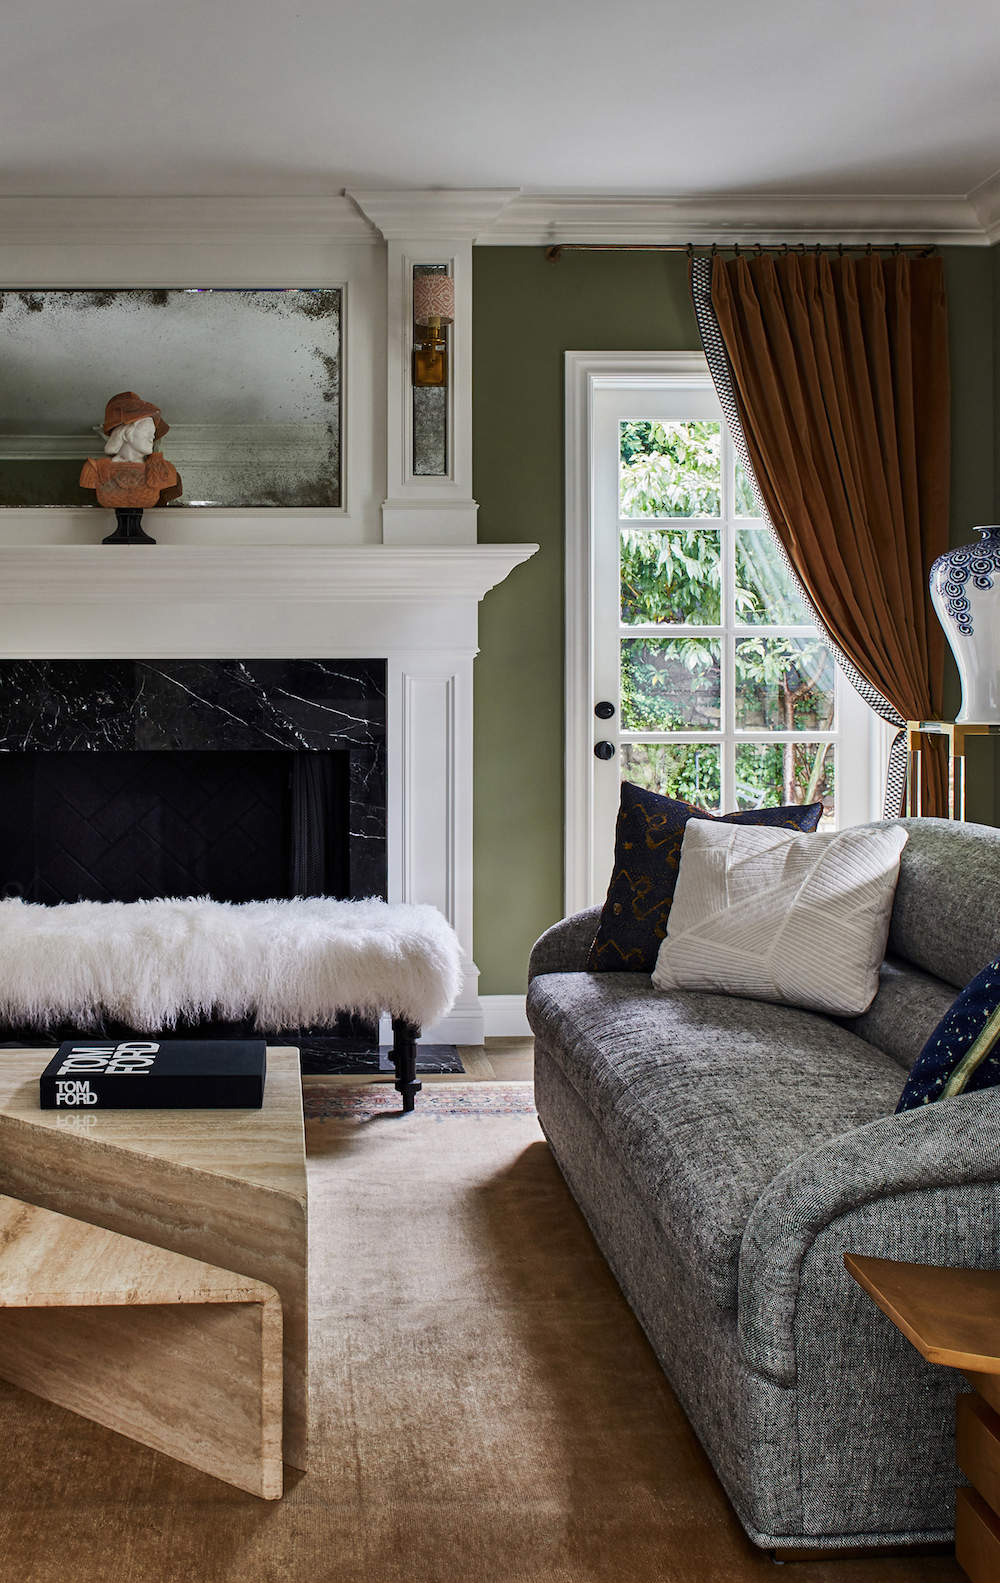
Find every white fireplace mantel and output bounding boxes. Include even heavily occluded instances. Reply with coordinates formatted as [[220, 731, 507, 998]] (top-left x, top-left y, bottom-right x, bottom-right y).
[[0, 543, 535, 611], [0, 540, 538, 1046]]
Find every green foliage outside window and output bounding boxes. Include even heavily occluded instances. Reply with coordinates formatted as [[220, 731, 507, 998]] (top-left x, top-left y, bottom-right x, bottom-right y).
[[620, 421, 721, 518], [619, 419, 834, 818]]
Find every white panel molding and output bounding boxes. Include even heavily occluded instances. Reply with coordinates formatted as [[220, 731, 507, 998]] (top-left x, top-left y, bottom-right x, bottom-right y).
[[401, 671, 457, 920], [349, 189, 520, 547], [346, 190, 519, 241], [479, 191, 992, 247], [564, 351, 711, 917], [395, 655, 481, 1044], [381, 239, 477, 543], [969, 169, 1000, 246]]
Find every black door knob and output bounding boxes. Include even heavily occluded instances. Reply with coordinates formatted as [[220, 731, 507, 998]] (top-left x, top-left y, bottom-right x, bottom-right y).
[[594, 701, 615, 720], [594, 741, 616, 761]]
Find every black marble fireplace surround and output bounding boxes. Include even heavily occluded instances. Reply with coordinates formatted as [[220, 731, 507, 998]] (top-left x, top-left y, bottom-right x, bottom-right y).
[[0, 659, 387, 906], [0, 659, 465, 1073]]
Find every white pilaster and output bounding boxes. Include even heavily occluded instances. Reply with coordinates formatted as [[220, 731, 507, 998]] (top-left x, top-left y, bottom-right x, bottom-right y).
[[347, 190, 518, 546]]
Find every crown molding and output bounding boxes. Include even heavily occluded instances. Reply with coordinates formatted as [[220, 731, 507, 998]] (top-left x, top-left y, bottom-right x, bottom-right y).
[[476, 190, 993, 247], [968, 170, 1000, 247], [0, 195, 379, 247], [346, 188, 520, 240], [0, 187, 993, 253]]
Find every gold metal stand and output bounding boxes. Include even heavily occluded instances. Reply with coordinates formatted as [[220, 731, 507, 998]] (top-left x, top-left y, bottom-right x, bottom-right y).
[[905, 722, 1000, 820]]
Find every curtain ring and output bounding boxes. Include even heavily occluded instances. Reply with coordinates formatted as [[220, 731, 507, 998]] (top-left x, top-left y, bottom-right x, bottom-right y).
[[686, 242, 694, 258], [710, 242, 717, 256], [866, 242, 873, 256], [837, 242, 844, 258], [753, 242, 762, 257], [734, 241, 741, 256], [780, 242, 788, 256]]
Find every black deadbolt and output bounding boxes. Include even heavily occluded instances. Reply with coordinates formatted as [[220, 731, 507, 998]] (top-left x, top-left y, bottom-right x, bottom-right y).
[[594, 741, 616, 761], [594, 701, 615, 720]]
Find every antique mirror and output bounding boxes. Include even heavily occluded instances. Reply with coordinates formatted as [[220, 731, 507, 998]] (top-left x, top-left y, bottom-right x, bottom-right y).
[[0, 288, 341, 508]]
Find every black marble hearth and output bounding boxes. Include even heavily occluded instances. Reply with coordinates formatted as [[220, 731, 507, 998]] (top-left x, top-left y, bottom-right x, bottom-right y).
[[0, 659, 414, 1071]]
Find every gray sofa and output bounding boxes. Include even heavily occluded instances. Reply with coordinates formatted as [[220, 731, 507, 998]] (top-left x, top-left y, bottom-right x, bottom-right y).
[[526, 817, 1000, 1554]]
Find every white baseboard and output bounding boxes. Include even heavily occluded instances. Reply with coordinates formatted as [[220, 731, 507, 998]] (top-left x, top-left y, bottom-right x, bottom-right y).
[[378, 994, 530, 1045], [480, 994, 531, 1038]]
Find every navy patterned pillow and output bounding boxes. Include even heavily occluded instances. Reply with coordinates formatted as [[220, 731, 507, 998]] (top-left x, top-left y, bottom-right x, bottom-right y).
[[897, 958, 1000, 1112], [587, 782, 824, 973]]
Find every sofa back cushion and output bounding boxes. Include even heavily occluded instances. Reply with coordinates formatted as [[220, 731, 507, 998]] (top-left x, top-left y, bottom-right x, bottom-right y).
[[652, 819, 908, 1016], [887, 819, 1000, 989], [587, 781, 822, 973], [838, 954, 958, 1070]]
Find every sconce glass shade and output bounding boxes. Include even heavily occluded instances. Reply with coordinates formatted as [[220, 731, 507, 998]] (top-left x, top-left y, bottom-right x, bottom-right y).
[[413, 273, 455, 326]]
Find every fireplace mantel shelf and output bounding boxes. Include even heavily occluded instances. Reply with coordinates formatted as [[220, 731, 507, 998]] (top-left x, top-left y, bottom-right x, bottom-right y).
[[0, 542, 538, 604]]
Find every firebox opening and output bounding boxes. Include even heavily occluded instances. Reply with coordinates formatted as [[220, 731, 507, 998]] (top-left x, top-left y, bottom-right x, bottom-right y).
[[0, 748, 351, 906]]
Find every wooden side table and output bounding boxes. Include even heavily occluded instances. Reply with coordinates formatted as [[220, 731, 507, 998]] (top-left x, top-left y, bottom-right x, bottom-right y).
[[905, 722, 1000, 820], [845, 1253, 1000, 1581]]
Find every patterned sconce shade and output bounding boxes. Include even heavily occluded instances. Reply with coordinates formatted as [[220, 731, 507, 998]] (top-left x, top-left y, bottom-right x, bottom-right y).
[[413, 274, 455, 326]]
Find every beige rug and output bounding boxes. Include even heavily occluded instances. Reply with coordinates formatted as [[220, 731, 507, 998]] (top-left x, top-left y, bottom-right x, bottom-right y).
[[0, 1082, 960, 1583]]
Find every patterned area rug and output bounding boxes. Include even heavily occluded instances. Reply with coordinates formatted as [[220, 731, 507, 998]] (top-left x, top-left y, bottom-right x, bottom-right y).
[[0, 1077, 948, 1583], [302, 1079, 537, 1121]]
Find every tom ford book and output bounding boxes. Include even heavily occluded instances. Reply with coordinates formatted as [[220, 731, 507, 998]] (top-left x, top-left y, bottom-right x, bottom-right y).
[[39, 1040, 267, 1110]]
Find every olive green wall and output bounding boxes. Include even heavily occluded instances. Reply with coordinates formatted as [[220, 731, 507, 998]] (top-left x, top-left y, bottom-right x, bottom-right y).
[[472, 247, 997, 996], [941, 248, 996, 821]]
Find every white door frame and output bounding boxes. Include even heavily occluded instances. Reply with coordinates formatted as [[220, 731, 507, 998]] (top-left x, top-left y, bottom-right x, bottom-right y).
[[564, 349, 889, 919], [564, 351, 711, 916]]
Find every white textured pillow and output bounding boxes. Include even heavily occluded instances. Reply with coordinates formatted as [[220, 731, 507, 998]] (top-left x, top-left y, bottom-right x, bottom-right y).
[[651, 820, 909, 1016]]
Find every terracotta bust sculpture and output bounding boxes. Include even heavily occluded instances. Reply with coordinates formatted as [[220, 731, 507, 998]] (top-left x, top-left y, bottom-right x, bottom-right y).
[[80, 391, 182, 510]]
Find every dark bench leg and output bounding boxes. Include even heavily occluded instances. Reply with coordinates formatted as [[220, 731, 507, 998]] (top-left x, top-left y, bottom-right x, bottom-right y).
[[390, 1018, 422, 1112]]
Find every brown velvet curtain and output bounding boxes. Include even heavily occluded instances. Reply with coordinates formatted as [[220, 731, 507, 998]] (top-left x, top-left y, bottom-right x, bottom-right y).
[[707, 251, 950, 815]]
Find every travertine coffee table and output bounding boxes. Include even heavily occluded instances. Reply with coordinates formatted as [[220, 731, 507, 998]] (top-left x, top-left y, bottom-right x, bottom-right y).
[[0, 1047, 308, 1488]]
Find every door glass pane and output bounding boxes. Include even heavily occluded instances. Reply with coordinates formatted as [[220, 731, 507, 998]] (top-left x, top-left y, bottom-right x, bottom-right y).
[[621, 742, 721, 812], [734, 460, 758, 518], [620, 421, 722, 518], [735, 742, 835, 826], [734, 636, 835, 731], [735, 527, 812, 625], [620, 527, 721, 624], [621, 637, 721, 731]]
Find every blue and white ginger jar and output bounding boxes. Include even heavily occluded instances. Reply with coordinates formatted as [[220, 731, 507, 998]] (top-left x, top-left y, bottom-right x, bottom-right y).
[[930, 526, 1000, 723]]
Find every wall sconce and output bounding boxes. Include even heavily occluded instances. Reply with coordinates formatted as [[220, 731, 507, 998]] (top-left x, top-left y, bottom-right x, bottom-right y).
[[412, 272, 455, 388]]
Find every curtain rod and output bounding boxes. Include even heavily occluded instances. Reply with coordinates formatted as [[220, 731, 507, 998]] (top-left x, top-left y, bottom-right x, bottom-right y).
[[543, 241, 937, 261]]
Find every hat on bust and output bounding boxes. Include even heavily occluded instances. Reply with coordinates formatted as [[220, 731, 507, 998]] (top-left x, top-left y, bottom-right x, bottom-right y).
[[102, 391, 169, 439]]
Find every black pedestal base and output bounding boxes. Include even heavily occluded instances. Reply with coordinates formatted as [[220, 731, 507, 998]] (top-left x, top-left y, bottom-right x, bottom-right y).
[[103, 508, 156, 545], [391, 1017, 423, 1112]]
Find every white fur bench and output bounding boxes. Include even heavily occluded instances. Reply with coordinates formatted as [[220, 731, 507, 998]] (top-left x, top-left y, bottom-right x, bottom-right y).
[[0, 896, 464, 1111]]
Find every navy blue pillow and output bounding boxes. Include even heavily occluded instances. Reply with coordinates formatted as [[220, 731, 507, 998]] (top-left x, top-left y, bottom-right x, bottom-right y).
[[587, 782, 824, 973], [897, 958, 1000, 1112]]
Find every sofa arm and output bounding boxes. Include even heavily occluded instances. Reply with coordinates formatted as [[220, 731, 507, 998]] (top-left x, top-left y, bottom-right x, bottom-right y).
[[738, 1088, 1000, 1386], [527, 908, 601, 980]]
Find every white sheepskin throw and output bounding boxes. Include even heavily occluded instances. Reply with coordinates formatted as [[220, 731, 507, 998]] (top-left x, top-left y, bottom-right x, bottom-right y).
[[0, 895, 463, 1033]]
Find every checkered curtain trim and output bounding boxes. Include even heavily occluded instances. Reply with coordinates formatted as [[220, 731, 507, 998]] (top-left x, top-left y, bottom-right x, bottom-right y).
[[690, 256, 907, 819]]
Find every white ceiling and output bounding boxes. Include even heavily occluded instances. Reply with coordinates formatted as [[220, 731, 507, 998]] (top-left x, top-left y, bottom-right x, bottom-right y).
[[3, 0, 999, 201]]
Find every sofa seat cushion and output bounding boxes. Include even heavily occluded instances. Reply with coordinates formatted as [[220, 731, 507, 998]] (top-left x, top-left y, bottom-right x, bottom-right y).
[[527, 972, 904, 1312]]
